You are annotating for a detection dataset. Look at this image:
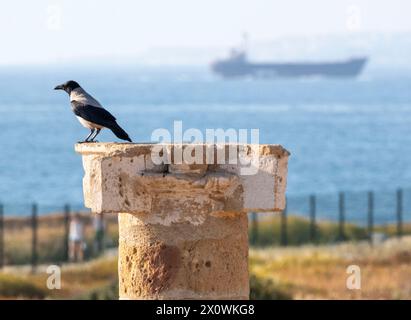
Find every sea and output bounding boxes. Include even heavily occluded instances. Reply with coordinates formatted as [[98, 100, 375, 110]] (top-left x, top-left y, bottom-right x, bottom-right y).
[[1, 65, 411, 223]]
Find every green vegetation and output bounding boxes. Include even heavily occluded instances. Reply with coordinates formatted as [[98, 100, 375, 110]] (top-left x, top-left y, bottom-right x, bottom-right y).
[[249, 275, 292, 300], [77, 281, 118, 300]]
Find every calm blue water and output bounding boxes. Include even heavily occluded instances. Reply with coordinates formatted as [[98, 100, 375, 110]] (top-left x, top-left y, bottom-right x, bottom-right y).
[[1, 66, 411, 221]]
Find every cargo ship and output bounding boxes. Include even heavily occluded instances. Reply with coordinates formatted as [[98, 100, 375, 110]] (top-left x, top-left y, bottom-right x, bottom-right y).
[[211, 49, 368, 79]]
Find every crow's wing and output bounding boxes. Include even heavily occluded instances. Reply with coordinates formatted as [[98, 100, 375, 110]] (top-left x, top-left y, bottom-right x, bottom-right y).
[[71, 100, 117, 127]]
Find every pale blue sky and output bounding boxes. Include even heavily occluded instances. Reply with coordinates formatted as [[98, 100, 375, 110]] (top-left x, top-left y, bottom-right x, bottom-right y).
[[0, 0, 410, 65]]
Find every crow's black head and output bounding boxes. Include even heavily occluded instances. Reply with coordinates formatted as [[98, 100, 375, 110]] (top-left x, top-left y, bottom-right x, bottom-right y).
[[54, 80, 80, 94]]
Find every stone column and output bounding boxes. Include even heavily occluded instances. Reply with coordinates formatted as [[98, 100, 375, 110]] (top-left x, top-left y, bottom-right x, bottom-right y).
[[75, 143, 289, 300]]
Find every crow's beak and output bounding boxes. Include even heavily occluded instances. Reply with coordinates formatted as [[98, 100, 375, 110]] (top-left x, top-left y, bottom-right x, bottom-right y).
[[54, 84, 64, 90]]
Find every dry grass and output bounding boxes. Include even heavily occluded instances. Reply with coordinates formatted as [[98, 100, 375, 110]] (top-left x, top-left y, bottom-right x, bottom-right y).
[[1, 234, 411, 299], [250, 236, 411, 299], [0, 254, 118, 299]]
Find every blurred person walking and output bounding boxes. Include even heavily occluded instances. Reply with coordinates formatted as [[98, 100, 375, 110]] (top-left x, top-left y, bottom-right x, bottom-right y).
[[69, 213, 85, 262]]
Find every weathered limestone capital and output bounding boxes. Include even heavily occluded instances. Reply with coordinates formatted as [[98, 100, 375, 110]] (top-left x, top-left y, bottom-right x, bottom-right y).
[[75, 143, 289, 300]]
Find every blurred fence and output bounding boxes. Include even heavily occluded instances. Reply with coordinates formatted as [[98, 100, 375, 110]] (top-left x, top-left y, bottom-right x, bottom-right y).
[[1, 187, 411, 270], [249, 187, 411, 247], [0, 203, 118, 271]]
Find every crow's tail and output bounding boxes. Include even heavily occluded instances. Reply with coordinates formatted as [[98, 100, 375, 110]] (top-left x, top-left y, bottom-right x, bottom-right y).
[[110, 122, 132, 142]]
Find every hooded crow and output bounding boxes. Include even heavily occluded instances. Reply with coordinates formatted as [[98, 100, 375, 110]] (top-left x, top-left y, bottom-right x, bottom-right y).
[[54, 80, 132, 142]]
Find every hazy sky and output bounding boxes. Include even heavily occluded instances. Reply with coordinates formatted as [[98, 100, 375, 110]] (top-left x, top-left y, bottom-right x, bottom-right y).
[[0, 0, 410, 65]]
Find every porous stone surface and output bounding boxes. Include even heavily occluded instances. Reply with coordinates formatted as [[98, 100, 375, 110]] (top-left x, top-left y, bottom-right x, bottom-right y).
[[75, 143, 290, 215], [75, 143, 289, 300], [118, 212, 249, 299]]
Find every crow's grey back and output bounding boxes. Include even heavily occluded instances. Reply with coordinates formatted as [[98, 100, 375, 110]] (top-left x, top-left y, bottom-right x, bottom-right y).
[[70, 87, 103, 108]]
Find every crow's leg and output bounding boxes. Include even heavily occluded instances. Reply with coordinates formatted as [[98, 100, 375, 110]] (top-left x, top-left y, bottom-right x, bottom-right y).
[[80, 129, 95, 143], [89, 128, 101, 142]]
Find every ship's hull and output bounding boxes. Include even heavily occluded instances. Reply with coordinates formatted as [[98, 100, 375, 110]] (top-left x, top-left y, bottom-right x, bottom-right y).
[[212, 57, 368, 78]]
